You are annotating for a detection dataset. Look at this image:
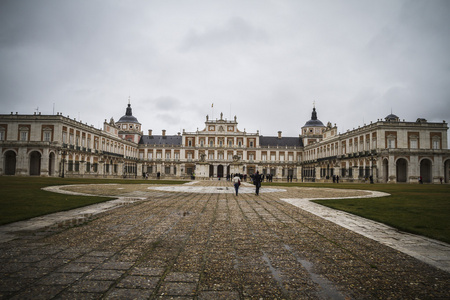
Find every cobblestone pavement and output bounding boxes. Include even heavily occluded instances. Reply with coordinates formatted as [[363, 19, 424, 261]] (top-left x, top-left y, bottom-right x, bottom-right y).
[[0, 181, 449, 299]]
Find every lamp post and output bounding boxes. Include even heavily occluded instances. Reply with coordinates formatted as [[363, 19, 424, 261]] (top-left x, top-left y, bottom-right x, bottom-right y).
[[60, 150, 66, 178], [369, 154, 375, 184]]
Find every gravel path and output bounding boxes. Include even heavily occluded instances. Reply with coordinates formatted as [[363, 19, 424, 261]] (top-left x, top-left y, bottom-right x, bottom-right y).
[[0, 181, 448, 299]]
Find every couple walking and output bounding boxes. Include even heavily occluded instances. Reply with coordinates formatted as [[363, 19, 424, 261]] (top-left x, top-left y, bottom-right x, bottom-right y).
[[233, 171, 262, 196]]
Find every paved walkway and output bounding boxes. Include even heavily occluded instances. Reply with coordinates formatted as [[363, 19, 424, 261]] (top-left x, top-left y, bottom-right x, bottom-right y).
[[0, 181, 449, 299]]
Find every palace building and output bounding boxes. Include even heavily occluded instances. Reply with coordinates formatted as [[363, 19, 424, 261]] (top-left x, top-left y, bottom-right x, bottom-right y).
[[1, 103, 449, 183]]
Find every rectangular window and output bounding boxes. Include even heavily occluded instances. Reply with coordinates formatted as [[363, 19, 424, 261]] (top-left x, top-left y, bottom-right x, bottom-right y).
[[388, 139, 394, 149], [174, 153, 179, 159], [165, 166, 170, 174], [166, 152, 171, 159], [20, 131, 28, 141], [86, 162, 90, 172], [0, 131, 5, 141], [187, 153, 193, 159], [148, 152, 153, 159], [43, 131, 51, 142], [432, 140, 440, 149], [410, 140, 418, 149], [262, 154, 267, 161]]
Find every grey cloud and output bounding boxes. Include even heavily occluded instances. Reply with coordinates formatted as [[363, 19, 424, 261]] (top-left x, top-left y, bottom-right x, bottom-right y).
[[154, 96, 181, 110], [179, 17, 268, 51]]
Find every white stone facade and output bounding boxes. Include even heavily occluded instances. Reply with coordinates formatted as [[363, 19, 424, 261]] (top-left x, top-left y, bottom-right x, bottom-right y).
[[1, 106, 449, 183]]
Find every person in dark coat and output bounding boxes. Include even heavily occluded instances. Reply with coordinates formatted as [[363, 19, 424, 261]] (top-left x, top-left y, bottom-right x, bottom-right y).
[[253, 171, 262, 195]]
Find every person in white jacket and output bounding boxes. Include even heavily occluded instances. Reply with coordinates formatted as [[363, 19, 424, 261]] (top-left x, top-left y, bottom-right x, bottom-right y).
[[232, 174, 241, 196]]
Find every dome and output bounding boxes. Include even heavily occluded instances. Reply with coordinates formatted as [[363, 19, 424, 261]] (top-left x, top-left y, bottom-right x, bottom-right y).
[[385, 113, 399, 122], [304, 107, 325, 127], [117, 104, 140, 124]]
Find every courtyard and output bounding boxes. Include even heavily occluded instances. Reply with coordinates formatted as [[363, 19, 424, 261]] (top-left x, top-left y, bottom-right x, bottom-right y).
[[0, 180, 449, 299]]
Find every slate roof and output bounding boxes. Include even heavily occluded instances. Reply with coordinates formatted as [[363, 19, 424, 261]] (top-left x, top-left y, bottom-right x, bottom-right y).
[[259, 136, 304, 147], [139, 135, 182, 145]]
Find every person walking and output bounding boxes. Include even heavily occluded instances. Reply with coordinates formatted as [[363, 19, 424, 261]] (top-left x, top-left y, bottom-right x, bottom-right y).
[[232, 174, 241, 196], [253, 171, 262, 195]]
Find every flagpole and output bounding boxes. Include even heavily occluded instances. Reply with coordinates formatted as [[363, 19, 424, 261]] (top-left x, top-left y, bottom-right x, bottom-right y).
[[211, 103, 214, 120]]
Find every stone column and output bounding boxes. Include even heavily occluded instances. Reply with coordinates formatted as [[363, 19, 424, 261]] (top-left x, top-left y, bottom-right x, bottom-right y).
[[40, 148, 49, 176], [315, 166, 321, 181], [353, 165, 359, 180], [433, 155, 442, 183], [79, 161, 85, 176], [334, 165, 340, 179], [137, 163, 143, 177], [17, 148, 28, 175], [409, 155, 419, 183], [388, 154, 396, 183], [99, 161, 104, 176]]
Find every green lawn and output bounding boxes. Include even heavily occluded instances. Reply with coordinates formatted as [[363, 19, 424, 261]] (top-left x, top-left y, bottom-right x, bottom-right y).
[[0, 177, 187, 225], [265, 182, 450, 244]]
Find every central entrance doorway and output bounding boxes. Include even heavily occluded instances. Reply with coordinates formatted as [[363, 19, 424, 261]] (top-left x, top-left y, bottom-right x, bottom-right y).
[[217, 165, 224, 178]]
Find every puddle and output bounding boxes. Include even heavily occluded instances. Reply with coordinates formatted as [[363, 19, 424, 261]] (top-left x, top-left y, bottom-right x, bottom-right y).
[[284, 244, 347, 300], [262, 251, 289, 296]]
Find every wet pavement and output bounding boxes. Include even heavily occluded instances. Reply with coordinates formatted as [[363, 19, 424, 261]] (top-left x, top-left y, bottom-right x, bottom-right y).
[[0, 181, 449, 299]]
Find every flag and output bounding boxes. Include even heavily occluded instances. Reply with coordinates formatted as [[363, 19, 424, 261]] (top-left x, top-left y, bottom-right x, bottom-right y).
[[211, 103, 214, 108]]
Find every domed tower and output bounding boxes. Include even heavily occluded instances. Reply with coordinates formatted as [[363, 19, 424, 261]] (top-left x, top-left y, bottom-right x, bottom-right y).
[[116, 102, 142, 143], [301, 105, 325, 145], [384, 113, 400, 122]]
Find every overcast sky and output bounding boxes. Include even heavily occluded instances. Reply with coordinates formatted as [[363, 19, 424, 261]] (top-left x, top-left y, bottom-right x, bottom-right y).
[[1, 0, 449, 140]]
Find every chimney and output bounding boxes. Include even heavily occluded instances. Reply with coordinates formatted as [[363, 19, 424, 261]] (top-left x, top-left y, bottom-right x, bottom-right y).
[[278, 131, 282, 139], [148, 129, 152, 136], [162, 129, 166, 137]]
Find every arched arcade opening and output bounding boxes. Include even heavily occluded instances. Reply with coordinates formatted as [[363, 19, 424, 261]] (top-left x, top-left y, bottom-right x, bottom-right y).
[[396, 158, 408, 183], [29, 151, 41, 176], [4, 150, 17, 175]]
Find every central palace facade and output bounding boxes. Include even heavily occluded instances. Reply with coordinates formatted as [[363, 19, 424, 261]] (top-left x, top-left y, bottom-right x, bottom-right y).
[[1, 103, 449, 183]]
